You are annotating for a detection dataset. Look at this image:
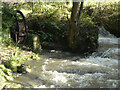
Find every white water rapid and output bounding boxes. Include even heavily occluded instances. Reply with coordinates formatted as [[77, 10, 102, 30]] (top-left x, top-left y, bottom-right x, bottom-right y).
[[14, 26, 119, 88]]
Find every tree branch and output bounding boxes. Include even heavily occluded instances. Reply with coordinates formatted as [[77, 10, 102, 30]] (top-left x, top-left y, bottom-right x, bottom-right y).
[[77, 2, 84, 22]]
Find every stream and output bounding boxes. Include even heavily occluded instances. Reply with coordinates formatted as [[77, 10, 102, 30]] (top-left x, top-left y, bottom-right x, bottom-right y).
[[13, 26, 119, 88]]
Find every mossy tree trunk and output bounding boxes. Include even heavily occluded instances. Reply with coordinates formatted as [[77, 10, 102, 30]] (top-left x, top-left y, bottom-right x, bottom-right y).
[[69, 2, 84, 49], [0, 2, 2, 45]]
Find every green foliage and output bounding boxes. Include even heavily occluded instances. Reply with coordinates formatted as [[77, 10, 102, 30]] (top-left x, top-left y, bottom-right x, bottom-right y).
[[25, 2, 70, 21], [92, 2, 120, 37], [80, 16, 97, 28], [3, 47, 26, 72], [11, 2, 70, 45], [93, 3, 118, 24], [82, 2, 119, 37], [0, 44, 41, 82], [0, 65, 14, 81], [2, 4, 16, 29], [16, 2, 32, 10], [72, 15, 98, 53], [27, 15, 69, 43], [2, 4, 16, 45]]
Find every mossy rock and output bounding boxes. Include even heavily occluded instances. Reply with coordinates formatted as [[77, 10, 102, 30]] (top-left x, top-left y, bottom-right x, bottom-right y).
[[24, 33, 42, 53], [33, 35, 42, 52]]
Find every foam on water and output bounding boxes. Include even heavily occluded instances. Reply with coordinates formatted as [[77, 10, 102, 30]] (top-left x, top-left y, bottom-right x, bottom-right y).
[[14, 27, 119, 88]]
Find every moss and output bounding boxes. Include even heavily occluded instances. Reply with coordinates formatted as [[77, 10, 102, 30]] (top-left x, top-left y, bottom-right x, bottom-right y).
[[92, 2, 120, 37], [23, 33, 42, 53], [3, 56, 29, 73], [33, 35, 42, 53], [0, 44, 42, 89]]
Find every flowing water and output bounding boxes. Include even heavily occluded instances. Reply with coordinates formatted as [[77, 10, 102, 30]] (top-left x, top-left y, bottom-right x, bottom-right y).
[[13, 26, 119, 88]]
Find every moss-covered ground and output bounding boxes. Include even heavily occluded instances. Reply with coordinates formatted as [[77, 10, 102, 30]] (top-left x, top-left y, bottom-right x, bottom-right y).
[[0, 44, 40, 89]]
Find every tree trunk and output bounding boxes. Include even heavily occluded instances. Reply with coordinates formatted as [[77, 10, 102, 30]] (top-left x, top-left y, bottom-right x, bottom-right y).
[[0, 3, 2, 45], [32, 2, 34, 13], [69, 2, 80, 49], [77, 2, 84, 21], [69, 2, 98, 53]]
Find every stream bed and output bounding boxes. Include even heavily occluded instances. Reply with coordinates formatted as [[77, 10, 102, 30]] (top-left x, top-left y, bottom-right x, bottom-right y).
[[13, 27, 119, 88]]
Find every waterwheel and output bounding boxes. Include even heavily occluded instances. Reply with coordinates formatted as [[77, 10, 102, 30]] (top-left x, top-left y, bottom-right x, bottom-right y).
[[10, 10, 27, 44]]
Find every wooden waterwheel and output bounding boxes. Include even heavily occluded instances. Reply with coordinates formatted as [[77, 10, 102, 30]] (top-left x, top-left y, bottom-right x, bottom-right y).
[[10, 10, 27, 44]]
